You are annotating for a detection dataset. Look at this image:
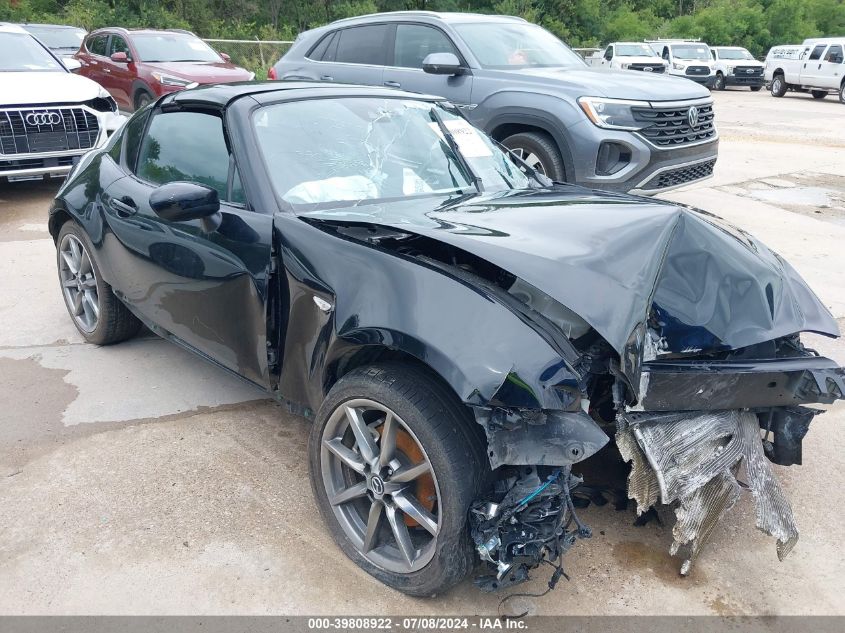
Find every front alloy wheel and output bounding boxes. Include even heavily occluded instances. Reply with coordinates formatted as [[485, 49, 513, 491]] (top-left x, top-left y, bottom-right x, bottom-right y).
[[320, 399, 441, 573], [309, 364, 487, 596]]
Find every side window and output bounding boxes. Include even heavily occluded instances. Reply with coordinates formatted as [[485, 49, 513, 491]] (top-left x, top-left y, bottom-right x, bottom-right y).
[[334, 24, 389, 65], [109, 35, 130, 57], [307, 31, 336, 61], [88, 35, 108, 56], [136, 111, 231, 202], [824, 45, 843, 63], [393, 24, 459, 69], [809, 44, 827, 61], [124, 109, 151, 171]]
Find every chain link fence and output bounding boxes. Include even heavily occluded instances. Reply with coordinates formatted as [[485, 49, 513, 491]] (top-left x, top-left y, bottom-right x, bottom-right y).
[[203, 39, 294, 79]]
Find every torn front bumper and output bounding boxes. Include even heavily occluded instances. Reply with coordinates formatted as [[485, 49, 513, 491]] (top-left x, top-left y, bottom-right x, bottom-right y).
[[637, 355, 845, 411], [617, 409, 801, 574]]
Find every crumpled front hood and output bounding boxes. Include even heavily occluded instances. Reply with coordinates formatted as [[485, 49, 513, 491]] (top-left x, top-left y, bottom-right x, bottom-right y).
[[0, 71, 102, 105], [301, 188, 839, 364]]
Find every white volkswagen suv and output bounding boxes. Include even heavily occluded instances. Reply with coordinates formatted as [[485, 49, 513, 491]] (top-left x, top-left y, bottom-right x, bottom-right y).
[[0, 23, 125, 183]]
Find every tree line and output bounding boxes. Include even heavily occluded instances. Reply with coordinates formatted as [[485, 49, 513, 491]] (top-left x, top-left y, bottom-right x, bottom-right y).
[[3, 0, 844, 57]]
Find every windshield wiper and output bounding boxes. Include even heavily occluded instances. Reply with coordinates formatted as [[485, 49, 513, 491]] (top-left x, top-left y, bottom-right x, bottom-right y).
[[429, 107, 483, 193]]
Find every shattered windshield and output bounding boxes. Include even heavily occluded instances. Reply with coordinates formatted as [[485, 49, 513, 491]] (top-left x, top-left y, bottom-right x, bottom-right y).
[[252, 98, 531, 212]]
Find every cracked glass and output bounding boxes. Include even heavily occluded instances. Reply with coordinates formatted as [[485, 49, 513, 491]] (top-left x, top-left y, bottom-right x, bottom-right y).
[[252, 97, 531, 213]]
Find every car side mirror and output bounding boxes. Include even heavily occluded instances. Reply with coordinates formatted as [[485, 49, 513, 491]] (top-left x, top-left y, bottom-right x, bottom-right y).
[[110, 52, 129, 63], [149, 182, 221, 231], [422, 52, 465, 76], [63, 57, 82, 71], [220, 52, 231, 62]]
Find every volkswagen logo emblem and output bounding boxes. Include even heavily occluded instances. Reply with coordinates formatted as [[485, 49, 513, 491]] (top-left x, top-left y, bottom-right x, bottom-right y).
[[687, 106, 700, 128], [370, 475, 385, 496], [25, 111, 61, 126]]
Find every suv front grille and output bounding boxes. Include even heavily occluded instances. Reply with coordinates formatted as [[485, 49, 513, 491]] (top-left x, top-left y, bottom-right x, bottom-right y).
[[629, 63, 665, 73], [0, 107, 99, 155], [685, 66, 710, 76], [632, 102, 716, 147], [641, 159, 716, 191]]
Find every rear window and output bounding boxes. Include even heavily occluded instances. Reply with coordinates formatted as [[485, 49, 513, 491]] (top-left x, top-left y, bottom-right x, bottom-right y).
[[307, 31, 337, 61], [334, 25, 389, 65]]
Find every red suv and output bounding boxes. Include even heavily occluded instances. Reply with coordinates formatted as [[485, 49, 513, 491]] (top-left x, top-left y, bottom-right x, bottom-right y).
[[75, 28, 253, 111]]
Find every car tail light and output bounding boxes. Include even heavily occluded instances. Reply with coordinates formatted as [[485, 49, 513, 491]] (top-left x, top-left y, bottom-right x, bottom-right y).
[[268, 66, 277, 80]]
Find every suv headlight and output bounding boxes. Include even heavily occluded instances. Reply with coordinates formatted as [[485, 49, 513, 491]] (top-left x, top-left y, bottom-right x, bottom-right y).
[[151, 71, 198, 88], [577, 97, 650, 131]]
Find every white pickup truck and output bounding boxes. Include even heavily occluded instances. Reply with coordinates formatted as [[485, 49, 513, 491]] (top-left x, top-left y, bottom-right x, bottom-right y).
[[586, 42, 668, 74], [765, 37, 845, 103], [710, 46, 764, 91]]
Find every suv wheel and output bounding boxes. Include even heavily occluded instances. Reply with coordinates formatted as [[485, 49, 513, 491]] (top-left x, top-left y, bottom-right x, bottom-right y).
[[134, 90, 153, 111], [309, 363, 488, 596], [501, 131, 566, 181], [770, 75, 787, 97], [714, 73, 725, 90], [811, 90, 827, 100], [840, 82, 845, 104]]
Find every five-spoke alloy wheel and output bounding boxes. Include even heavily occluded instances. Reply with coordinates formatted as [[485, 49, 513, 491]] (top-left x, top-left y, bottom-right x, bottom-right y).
[[59, 233, 100, 333], [55, 221, 142, 345], [309, 363, 488, 596], [321, 398, 441, 573]]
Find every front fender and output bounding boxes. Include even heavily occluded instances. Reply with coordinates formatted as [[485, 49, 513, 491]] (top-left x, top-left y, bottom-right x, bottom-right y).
[[273, 214, 584, 414]]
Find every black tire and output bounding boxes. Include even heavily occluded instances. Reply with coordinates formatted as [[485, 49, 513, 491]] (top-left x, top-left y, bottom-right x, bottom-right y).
[[750, 86, 762, 92], [134, 90, 153, 111], [840, 82, 845, 104], [811, 90, 827, 100], [770, 74, 787, 97], [56, 221, 142, 345], [501, 131, 566, 182], [309, 363, 489, 596], [714, 73, 726, 91]]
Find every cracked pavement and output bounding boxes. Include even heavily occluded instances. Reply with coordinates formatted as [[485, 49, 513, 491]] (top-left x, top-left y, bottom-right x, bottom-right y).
[[0, 89, 843, 615]]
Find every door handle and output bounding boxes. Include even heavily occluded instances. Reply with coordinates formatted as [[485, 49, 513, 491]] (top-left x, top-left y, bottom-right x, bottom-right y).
[[319, 75, 333, 81], [110, 196, 137, 217], [383, 81, 401, 88]]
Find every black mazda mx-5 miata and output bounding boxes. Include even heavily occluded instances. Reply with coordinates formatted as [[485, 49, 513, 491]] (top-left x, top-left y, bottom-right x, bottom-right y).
[[50, 82, 844, 596]]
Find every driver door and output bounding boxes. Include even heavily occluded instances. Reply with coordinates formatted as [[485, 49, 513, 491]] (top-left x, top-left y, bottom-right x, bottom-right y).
[[103, 107, 274, 387], [382, 23, 473, 106]]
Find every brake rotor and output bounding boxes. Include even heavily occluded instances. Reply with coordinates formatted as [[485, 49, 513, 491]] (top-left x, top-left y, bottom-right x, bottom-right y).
[[379, 423, 437, 527]]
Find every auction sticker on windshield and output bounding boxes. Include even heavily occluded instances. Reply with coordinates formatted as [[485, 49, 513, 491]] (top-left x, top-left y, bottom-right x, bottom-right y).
[[430, 120, 493, 158]]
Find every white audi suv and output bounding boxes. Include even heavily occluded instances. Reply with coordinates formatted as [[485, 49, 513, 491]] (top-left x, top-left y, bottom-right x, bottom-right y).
[[0, 23, 125, 183]]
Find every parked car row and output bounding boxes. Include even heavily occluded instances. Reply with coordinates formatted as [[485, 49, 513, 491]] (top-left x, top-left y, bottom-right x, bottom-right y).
[[587, 39, 765, 91]]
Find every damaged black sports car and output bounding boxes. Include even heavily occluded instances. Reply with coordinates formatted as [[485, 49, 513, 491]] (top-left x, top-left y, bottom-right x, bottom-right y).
[[50, 83, 844, 596]]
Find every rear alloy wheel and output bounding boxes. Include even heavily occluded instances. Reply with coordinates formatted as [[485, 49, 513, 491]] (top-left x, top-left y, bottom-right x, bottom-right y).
[[501, 131, 566, 181], [771, 75, 787, 97], [811, 90, 827, 100], [310, 364, 487, 596], [56, 222, 142, 345], [714, 73, 726, 90]]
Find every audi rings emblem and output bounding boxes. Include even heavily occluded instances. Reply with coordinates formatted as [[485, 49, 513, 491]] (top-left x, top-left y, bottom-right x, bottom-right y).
[[687, 105, 700, 128], [25, 111, 61, 126]]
